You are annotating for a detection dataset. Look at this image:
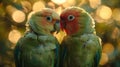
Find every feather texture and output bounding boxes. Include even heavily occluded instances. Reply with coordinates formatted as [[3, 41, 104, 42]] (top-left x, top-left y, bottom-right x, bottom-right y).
[[60, 7, 102, 67], [14, 8, 60, 67]]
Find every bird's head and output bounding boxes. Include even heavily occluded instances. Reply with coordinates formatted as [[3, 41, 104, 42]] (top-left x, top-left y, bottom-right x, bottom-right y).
[[28, 8, 60, 35], [60, 7, 95, 36]]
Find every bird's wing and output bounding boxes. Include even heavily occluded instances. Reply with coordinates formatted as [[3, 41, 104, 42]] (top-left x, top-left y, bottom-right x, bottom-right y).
[[59, 37, 68, 67], [94, 36, 102, 67], [81, 34, 102, 67], [14, 37, 25, 67], [14, 33, 38, 67], [54, 39, 60, 67]]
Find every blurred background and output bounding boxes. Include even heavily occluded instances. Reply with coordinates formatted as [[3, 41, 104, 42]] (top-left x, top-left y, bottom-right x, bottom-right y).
[[0, 0, 120, 67]]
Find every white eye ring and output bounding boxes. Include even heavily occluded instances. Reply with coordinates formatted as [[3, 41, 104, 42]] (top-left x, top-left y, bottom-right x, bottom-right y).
[[68, 15, 75, 21], [46, 16, 52, 22]]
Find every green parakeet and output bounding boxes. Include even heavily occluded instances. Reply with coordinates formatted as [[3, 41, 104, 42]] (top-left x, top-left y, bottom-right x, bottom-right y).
[[14, 8, 60, 67], [60, 7, 102, 67]]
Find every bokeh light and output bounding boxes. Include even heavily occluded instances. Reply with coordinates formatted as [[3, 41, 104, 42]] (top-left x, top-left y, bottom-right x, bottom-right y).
[[96, 5, 112, 20], [100, 53, 109, 65], [51, 0, 66, 5], [55, 6, 62, 15], [112, 8, 120, 21], [0, 0, 120, 67], [62, 0, 76, 8], [32, 1, 45, 12], [12, 10, 26, 23], [6, 5, 26, 23], [102, 43, 114, 55], [8, 29, 21, 44], [89, 0, 101, 8], [21, 1, 32, 13], [47, 2, 55, 9]]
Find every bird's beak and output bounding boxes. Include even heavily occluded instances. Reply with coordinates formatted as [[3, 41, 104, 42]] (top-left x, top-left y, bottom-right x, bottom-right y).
[[50, 20, 60, 34], [54, 20, 60, 34], [50, 13, 60, 34]]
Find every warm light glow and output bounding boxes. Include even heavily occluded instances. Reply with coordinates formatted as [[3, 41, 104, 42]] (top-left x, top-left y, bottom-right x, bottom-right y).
[[12, 10, 26, 23], [53, 30, 66, 43], [8, 29, 21, 44], [26, 11, 35, 30], [94, 15, 106, 23], [112, 8, 120, 21], [99, 53, 109, 65], [6, 5, 26, 23], [47, 2, 55, 9], [102, 43, 114, 55], [78, 0, 87, 6], [96, 5, 112, 20], [89, 0, 101, 8], [55, 6, 62, 15], [13, 0, 17, 2], [32, 1, 45, 12], [27, 11, 35, 20], [62, 0, 76, 8], [21, 1, 32, 13], [51, 0, 66, 5]]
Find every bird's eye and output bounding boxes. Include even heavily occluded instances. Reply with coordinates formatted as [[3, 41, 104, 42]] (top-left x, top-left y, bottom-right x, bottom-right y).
[[68, 15, 75, 21], [46, 16, 52, 22]]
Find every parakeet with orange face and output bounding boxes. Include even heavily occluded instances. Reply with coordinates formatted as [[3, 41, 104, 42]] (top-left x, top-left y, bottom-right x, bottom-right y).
[[60, 7, 102, 67], [14, 8, 60, 67]]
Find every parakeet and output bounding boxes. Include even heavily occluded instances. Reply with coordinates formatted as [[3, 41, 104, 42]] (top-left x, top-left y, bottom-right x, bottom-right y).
[[60, 7, 102, 67], [14, 8, 60, 67]]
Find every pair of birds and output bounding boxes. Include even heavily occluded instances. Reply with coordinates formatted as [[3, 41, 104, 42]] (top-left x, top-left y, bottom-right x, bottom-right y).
[[14, 7, 102, 67]]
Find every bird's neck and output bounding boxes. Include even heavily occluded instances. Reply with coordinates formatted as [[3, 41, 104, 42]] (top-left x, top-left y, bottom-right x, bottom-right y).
[[69, 28, 96, 37], [28, 29, 51, 37]]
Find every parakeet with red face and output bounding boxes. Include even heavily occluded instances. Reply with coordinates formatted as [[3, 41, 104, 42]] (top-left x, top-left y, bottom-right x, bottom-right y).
[[14, 8, 60, 67], [60, 7, 102, 67]]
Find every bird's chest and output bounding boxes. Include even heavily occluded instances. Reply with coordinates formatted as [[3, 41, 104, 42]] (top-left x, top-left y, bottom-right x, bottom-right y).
[[30, 36, 56, 60], [65, 36, 97, 54], [65, 37, 83, 52], [65, 37, 95, 56], [28, 41, 56, 66], [32, 42, 56, 55], [64, 36, 98, 67]]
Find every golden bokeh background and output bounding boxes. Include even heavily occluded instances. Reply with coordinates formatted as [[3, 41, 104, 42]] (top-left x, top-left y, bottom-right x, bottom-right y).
[[0, 0, 120, 67]]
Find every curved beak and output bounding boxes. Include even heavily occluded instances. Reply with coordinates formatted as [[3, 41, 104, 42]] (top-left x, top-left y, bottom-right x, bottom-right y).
[[53, 20, 60, 33], [51, 12, 60, 34], [50, 20, 60, 34]]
